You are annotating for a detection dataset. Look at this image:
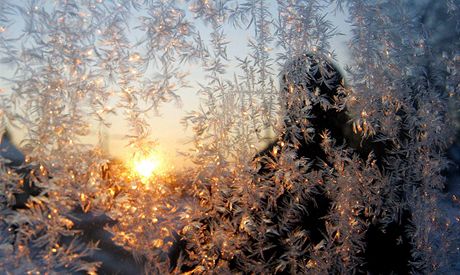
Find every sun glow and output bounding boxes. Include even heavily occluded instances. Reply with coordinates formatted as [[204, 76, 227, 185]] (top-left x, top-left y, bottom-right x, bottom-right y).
[[132, 153, 162, 180], [135, 158, 159, 178]]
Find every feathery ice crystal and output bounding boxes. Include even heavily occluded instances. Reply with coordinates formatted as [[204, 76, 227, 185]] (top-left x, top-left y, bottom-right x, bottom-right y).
[[0, 0, 459, 274]]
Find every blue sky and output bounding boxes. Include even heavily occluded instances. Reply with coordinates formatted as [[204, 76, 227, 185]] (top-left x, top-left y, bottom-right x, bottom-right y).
[[0, 1, 352, 169]]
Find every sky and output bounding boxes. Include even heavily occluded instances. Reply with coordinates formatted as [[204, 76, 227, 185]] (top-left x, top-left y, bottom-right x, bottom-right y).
[[0, 1, 352, 170]]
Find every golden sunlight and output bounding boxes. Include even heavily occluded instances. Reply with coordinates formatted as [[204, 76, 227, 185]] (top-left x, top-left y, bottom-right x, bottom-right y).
[[132, 153, 162, 180], [135, 158, 158, 178]]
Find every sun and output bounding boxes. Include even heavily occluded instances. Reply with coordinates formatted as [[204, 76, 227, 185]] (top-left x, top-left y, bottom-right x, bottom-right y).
[[133, 154, 161, 179]]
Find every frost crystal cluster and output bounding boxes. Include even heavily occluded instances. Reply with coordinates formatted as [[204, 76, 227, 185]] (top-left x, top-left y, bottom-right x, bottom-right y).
[[0, 0, 459, 274]]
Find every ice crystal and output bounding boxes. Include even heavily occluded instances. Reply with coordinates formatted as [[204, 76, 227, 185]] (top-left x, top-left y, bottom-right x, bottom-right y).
[[0, 0, 458, 274]]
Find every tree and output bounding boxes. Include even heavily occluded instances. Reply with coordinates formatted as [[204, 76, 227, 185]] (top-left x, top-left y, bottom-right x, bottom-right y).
[[0, 0, 458, 274]]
